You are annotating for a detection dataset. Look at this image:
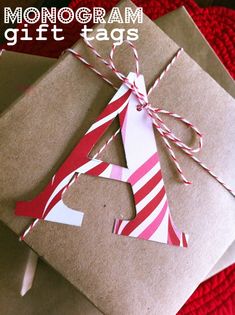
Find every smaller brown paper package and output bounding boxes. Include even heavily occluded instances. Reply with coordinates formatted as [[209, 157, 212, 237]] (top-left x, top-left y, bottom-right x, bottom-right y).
[[0, 1, 235, 315]]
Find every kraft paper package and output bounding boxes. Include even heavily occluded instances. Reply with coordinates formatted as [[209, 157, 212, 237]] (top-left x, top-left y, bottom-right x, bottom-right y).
[[1, 7, 234, 314], [1, 6, 234, 315], [0, 1, 235, 315]]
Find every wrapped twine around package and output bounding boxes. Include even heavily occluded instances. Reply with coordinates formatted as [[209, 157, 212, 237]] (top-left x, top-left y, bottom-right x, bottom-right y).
[[17, 39, 235, 248]]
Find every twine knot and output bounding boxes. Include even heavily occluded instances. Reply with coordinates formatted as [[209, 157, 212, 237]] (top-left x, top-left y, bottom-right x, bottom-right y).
[[67, 38, 234, 195]]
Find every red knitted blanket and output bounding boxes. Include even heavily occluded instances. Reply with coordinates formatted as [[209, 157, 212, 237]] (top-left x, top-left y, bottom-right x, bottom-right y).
[[2, 0, 235, 314]]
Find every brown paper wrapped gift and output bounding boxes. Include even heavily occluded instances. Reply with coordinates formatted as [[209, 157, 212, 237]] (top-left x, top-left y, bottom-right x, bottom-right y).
[[0, 7, 234, 314], [0, 1, 235, 314], [1, 6, 234, 315]]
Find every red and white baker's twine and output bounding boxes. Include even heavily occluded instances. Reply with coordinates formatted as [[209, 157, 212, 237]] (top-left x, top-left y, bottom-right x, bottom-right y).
[[20, 39, 235, 241]]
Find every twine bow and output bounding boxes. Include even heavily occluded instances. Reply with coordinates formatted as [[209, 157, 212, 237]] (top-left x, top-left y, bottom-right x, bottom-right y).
[[68, 38, 234, 194]]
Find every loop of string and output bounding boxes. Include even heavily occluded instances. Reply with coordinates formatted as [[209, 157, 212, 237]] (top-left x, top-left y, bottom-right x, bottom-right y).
[[69, 38, 203, 186], [20, 38, 234, 241], [68, 37, 234, 196]]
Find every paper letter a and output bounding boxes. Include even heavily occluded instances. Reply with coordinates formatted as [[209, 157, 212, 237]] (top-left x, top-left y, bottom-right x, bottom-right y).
[[15, 73, 188, 247]]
